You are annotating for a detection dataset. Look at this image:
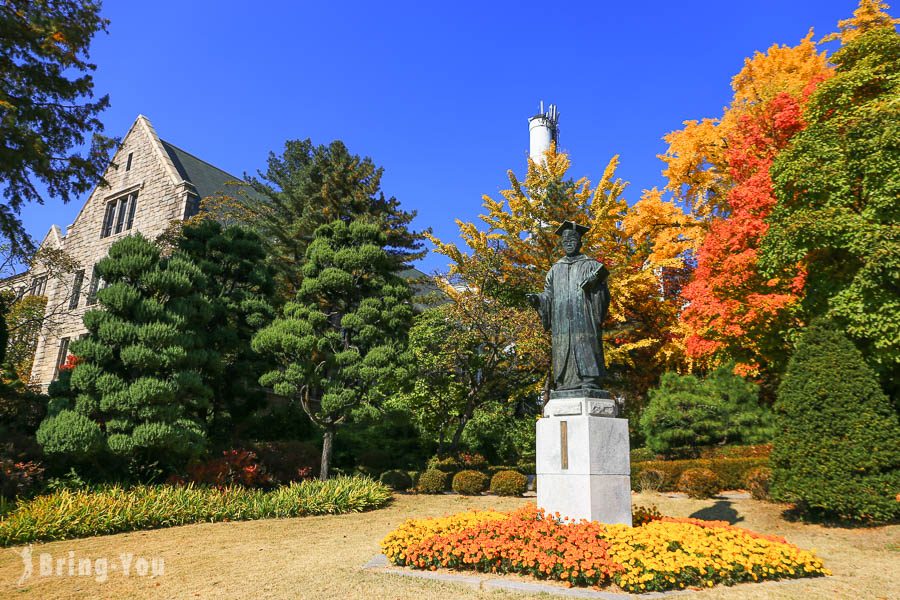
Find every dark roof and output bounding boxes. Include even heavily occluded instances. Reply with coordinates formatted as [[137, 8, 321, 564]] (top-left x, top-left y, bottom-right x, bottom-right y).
[[160, 140, 263, 202]]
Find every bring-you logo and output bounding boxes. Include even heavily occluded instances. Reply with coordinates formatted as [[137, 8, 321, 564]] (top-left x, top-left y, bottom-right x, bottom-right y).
[[11, 546, 164, 584]]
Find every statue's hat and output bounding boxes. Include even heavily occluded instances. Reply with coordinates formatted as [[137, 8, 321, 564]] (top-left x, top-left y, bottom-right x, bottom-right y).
[[554, 220, 590, 236]]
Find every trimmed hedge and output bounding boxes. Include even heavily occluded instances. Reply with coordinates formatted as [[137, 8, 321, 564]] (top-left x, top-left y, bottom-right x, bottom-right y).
[[452, 470, 489, 495], [417, 469, 450, 494], [631, 457, 768, 492], [0, 476, 392, 546], [745, 467, 772, 501], [490, 470, 528, 496]]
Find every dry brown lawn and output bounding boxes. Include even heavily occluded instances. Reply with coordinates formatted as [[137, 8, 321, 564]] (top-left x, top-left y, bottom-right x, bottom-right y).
[[0, 492, 897, 599]]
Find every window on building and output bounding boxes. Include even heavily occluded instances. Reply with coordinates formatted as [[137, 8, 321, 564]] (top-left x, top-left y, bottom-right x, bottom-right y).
[[101, 202, 116, 237], [86, 266, 101, 306], [69, 269, 85, 309], [29, 275, 47, 296], [53, 337, 70, 379], [101, 191, 139, 238], [114, 196, 128, 234], [125, 192, 138, 230], [125, 152, 133, 171]]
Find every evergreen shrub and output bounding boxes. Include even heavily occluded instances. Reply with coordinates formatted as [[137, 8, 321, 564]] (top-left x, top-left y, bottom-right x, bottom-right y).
[[36, 411, 104, 459], [490, 470, 527, 496], [417, 469, 450, 494], [452, 470, 488, 495], [426, 455, 460, 473], [640, 366, 772, 457], [379, 469, 413, 491], [771, 324, 900, 524]]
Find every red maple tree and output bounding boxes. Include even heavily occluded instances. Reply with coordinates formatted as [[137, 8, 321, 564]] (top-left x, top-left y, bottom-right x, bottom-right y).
[[682, 90, 813, 379]]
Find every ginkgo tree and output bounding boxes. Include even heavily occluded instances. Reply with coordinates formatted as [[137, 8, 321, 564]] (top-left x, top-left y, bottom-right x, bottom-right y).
[[429, 146, 700, 410], [659, 31, 830, 221], [657, 24, 835, 389]]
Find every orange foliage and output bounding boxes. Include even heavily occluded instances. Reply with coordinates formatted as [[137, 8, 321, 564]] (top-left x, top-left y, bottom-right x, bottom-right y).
[[660, 31, 830, 220], [681, 93, 811, 376]]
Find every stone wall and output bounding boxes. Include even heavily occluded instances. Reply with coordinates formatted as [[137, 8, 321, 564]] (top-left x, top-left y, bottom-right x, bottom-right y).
[[30, 116, 192, 390]]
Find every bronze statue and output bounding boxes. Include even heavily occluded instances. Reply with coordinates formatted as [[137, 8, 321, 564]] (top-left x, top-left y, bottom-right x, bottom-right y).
[[526, 221, 611, 399]]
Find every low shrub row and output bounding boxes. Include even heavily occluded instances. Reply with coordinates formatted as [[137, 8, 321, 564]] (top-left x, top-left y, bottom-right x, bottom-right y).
[[0, 476, 391, 546], [415, 469, 528, 496], [382, 504, 829, 593], [632, 457, 768, 493]]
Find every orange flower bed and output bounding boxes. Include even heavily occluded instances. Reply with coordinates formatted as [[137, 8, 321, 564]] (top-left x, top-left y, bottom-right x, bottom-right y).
[[381, 504, 829, 593]]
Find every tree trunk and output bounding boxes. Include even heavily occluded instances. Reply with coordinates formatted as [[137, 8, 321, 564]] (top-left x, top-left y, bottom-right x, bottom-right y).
[[448, 414, 469, 455], [541, 369, 552, 409], [320, 427, 334, 481]]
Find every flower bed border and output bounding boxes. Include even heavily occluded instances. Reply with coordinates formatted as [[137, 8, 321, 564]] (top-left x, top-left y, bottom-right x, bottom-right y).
[[363, 553, 819, 599]]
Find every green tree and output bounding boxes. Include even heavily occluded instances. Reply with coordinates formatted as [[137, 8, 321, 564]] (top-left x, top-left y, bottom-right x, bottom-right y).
[[38, 234, 214, 474], [174, 220, 275, 442], [396, 282, 542, 457], [640, 365, 772, 457], [215, 139, 424, 295], [0, 0, 115, 259], [252, 220, 414, 479], [3, 293, 46, 383], [771, 322, 900, 524], [760, 25, 900, 392], [0, 292, 8, 367]]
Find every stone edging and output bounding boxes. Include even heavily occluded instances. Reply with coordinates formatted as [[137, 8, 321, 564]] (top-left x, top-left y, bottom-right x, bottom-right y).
[[363, 554, 817, 599], [362, 554, 687, 599]]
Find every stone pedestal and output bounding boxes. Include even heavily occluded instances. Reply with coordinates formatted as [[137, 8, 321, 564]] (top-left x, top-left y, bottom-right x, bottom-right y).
[[536, 397, 632, 525]]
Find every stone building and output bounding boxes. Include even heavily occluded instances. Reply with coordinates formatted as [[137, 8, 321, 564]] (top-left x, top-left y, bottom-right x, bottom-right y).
[[2, 115, 251, 390]]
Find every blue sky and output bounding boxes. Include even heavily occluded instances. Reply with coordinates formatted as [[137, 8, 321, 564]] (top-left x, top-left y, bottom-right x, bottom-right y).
[[21, 0, 855, 273]]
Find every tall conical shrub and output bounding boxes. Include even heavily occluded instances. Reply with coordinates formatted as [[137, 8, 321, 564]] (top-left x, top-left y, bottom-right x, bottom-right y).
[[38, 234, 214, 473], [771, 322, 900, 523]]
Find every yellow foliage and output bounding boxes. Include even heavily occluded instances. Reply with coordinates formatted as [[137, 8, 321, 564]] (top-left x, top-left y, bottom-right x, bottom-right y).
[[730, 30, 828, 110], [823, 0, 899, 44], [623, 188, 703, 269], [429, 145, 699, 400]]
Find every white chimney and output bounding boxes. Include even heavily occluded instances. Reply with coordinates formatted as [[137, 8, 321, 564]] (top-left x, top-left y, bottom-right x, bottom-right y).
[[528, 102, 559, 165]]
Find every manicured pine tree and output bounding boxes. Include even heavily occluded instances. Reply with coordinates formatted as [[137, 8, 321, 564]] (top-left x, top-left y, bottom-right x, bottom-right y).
[[175, 220, 275, 442], [252, 220, 414, 479], [38, 234, 214, 473], [771, 322, 900, 524]]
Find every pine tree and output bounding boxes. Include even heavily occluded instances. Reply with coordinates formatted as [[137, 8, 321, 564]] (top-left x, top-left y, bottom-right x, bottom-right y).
[[252, 220, 414, 479], [640, 365, 771, 457], [0, 0, 115, 259], [212, 139, 424, 296], [771, 322, 900, 524], [175, 220, 275, 442], [38, 234, 214, 473]]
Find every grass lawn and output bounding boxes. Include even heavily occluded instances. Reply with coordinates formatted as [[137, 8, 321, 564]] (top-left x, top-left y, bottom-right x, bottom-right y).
[[0, 492, 897, 599]]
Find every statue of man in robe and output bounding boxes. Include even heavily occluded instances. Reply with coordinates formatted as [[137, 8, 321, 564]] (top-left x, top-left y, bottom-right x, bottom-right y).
[[526, 221, 611, 398]]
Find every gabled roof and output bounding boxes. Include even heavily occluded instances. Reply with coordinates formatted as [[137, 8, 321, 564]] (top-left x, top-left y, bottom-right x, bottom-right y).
[[160, 140, 258, 201]]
